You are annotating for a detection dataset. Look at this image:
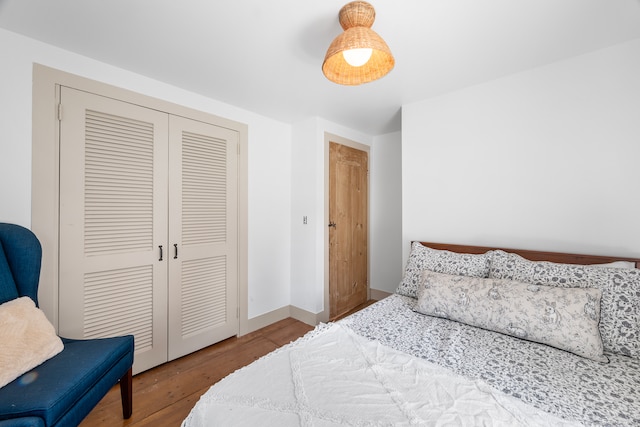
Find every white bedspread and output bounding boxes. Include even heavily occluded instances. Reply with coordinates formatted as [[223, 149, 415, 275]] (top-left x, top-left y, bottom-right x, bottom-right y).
[[182, 323, 579, 427]]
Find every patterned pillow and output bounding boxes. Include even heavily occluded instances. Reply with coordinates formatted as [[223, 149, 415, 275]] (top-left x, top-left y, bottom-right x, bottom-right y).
[[415, 271, 608, 362], [396, 242, 492, 299], [593, 260, 636, 269], [489, 250, 640, 358]]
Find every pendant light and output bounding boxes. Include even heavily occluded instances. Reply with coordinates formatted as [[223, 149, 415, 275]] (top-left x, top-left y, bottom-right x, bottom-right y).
[[322, 1, 395, 85]]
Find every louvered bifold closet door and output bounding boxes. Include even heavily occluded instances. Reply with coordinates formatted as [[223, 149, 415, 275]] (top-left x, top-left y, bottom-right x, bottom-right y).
[[58, 87, 169, 374], [167, 115, 238, 360]]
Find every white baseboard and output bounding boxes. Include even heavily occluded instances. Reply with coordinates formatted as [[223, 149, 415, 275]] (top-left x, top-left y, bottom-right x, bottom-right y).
[[289, 305, 320, 326], [242, 306, 291, 336], [242, 291, 393, 336], [241, 305, 320, 336]]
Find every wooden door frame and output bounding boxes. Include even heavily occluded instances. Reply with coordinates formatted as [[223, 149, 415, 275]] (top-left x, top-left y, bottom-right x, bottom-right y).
[[323, 132, 370, 323]]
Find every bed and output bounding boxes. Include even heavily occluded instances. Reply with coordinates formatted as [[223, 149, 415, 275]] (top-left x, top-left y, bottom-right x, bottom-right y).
[[183, 242, 640, 426]]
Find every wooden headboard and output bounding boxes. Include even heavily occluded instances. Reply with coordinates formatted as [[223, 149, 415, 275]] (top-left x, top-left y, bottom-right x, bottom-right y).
[[418, 241, 640, 269]]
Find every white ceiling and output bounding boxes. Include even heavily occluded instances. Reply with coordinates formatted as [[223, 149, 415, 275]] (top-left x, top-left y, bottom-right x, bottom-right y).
[[1, 0, 640, 135]]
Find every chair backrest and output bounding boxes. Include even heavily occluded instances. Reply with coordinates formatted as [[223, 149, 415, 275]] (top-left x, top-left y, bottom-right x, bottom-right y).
[[0, 223, 42, 306]]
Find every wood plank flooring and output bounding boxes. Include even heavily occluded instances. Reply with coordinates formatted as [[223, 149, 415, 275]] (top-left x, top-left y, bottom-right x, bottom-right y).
[[80, 318, 314, 427], [80, 300, 376, 427]]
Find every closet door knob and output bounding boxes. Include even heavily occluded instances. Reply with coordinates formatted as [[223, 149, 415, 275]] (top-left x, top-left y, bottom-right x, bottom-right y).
[[159, 245, 164, 261], [174, 243, 178, 259]]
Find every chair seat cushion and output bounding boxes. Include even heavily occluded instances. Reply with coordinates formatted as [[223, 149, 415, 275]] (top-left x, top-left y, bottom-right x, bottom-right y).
[[0, 335, 134, 426], [0, 417, 45, 427]]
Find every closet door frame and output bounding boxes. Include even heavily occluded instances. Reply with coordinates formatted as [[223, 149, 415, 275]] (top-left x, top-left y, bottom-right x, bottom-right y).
[[31, 64, 249, 336]]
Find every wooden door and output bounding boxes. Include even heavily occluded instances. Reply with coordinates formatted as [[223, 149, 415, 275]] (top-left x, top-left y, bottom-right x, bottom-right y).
[[167, 115, 239, 360], [58, 87, 169, 374], [329, 142, 368, 319]]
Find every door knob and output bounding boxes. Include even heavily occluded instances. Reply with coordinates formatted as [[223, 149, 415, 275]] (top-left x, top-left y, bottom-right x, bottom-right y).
[[328, 222, 336, 228]]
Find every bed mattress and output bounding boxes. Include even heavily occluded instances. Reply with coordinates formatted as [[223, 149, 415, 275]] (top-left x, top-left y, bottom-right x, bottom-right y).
[[342, 294, 640, 426], [183, 321, 576, 426], [183, 294, 640, 426]]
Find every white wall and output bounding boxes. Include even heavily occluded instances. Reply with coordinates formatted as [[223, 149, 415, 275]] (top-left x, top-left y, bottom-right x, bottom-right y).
[[0, 27, 402, 324], [290, 118, 320, 314], [246, 120, 292, 319], [0, 28, 292, 320], [370, 131, 403, 293], [290, 117, 374, 317], [402, 38, 640, 261]]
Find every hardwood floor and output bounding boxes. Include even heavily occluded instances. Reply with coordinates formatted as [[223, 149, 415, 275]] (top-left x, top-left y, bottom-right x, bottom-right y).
[[80, 318, 314, 427], [81, 300, 377, 427]]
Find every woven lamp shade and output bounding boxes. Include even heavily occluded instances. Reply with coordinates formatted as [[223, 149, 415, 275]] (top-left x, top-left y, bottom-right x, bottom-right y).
[[322, 1, 394, 85]]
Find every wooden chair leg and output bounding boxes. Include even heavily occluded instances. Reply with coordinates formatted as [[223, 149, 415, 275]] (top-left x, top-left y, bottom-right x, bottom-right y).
[[119, 367, 133, 419]]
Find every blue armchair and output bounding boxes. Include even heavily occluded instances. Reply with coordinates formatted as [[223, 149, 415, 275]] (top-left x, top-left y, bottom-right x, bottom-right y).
[[0, 223, 134, 427]]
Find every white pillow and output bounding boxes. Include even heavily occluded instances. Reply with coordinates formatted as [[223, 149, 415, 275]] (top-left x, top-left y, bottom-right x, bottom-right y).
[[0, 297, 64, 388], [415, 271, 608, 362]]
